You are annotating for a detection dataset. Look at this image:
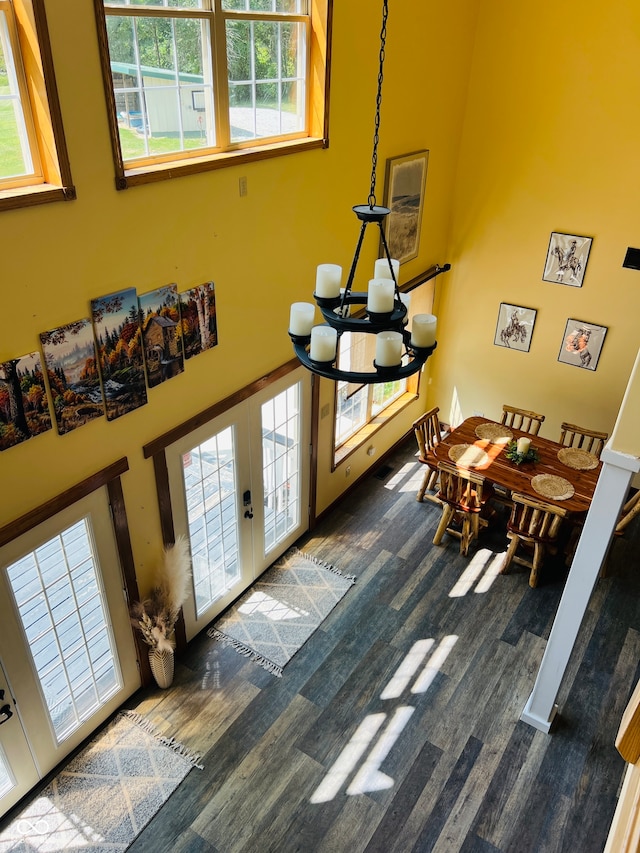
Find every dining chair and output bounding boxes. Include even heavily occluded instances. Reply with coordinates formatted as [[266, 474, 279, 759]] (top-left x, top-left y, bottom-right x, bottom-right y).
[[413, 407, 447, 503], [432, 461, 493, 556], [499, 492, 567, 587], [558, 422, 609, 458], [501, 405, 546, 435], [616, 488, 640, 536]]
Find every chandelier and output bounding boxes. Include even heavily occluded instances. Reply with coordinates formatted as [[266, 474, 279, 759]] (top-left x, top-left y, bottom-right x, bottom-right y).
[[288, 0, 450, 384]]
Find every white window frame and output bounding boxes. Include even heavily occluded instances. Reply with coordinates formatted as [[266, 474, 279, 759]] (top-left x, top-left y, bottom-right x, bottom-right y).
[[94, 0, 332, 190], [0, 0, 75, 212]]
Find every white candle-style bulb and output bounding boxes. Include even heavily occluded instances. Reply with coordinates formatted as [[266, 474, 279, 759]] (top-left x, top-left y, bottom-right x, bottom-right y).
[[375, 331, 403, 367], [410, 314, 437, 348], [374, 257, 400, 282], [315, 264, 342, 298], [517, 436, 531, 455], [310, 326, 338, 362], [367, 278, 395, 314], [289, 302, 315, 336]]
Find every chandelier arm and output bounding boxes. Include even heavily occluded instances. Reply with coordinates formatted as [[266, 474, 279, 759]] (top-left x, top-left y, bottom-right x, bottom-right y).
[[377, 221, 398, 288], [342, 219, 370, 301]]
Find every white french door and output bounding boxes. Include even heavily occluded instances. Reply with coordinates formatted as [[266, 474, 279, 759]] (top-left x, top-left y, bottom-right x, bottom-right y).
[[167, 368, 311, 641], [0, 488, 140, 820]]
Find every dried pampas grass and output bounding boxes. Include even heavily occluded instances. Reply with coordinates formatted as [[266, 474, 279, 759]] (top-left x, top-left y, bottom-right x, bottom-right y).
[[131, 536, 192, 651]]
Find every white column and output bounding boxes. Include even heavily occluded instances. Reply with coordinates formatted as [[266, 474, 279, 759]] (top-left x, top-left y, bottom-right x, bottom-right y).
[[520, 446, 640, 733]]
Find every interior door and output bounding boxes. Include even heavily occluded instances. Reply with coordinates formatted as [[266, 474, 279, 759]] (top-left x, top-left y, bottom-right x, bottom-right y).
[[168, 367, 311, 641], [0, 660, 40, 818], [0, 487, 140, 820]]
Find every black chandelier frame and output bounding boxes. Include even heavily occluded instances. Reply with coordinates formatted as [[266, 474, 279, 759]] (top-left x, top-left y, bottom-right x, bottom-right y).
[[289, 0, 450, 384]]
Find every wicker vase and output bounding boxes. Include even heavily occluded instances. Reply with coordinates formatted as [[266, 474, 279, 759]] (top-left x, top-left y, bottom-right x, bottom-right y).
[[148, 648, 175, 689]]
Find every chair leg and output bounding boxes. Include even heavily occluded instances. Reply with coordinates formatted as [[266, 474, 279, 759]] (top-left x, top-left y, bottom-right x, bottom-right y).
[[529, 543, 544, 588], [433, 505, 454, 545], [416, 469, 430, 502], [460, 517, 473, 556], [500, 534, 519, 574]]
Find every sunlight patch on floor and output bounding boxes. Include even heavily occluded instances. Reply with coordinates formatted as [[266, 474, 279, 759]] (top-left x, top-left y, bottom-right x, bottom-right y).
[[310, 635, 459, 804], [238, 591, 308, 621], [449, 548, 504, 597]]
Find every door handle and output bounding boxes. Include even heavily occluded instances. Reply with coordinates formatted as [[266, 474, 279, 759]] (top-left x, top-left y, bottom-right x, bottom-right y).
[[243, 489, 254, 519], [0, 704, 13, 725]]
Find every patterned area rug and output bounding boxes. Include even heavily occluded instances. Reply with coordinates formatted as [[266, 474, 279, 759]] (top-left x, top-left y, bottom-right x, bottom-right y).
[[0, 711, 202, 852], [208, 548, 356, 677]]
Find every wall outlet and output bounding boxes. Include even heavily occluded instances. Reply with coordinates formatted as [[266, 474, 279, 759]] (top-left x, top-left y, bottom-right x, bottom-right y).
[[239, 176, 248, 196], [366, 445, 376, 457], [345, 466, 351, 478], [473, 410, 484, 417]]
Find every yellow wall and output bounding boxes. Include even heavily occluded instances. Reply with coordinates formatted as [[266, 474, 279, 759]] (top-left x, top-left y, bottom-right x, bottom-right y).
[[431, 0, 640, 445], [0, 1, 477, 584], [5, 0, 636, 590]]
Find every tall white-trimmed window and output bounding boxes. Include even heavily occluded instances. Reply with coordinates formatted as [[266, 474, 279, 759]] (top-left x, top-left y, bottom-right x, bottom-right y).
[[335, 332, 408, 448], [0, 0, 74, 211], [95, 0, 331, 188]]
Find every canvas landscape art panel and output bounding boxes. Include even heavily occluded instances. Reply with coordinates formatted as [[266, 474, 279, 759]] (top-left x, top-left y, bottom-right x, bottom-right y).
[[139, 283, 184, 387], [0, 352, 52, 450], [91, 287, 148, 420], [179, 282, 218, 359], [40, 319, 105, 435]]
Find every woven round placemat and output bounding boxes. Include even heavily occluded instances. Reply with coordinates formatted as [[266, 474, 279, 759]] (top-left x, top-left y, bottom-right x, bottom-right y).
[[531, 474, 575, 501], [448, 444, 490, 468], [475, 423, 513, 443], [557, 447, 599, 470]]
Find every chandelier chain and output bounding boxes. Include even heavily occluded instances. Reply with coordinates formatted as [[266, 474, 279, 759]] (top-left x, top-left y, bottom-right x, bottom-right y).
[[368, 0, 388, 208]]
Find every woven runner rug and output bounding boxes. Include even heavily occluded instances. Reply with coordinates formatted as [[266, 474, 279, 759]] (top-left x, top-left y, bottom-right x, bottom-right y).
[[0, 711, 202, 852], [208, 547, 356, 677]]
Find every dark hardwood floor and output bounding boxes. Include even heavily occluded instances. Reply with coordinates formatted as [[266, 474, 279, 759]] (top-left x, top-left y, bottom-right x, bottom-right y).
[[125, 440, 639, 851]]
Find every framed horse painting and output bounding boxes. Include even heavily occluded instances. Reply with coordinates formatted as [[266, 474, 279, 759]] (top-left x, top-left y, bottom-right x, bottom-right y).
[[558, 318, 607, 371], [542, 232, 593, 286], [494, 303, 537, 352]]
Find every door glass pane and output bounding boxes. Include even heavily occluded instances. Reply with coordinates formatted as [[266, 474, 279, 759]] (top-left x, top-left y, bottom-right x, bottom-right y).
[[261, 383, 301, 555], [4, 520, 121, 745], [0, 751, 13, 798], [183, 426, 240, 617]]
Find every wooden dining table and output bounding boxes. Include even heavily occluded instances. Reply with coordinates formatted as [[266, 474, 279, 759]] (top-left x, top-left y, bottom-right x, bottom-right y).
[[426, 416, 602, 514]]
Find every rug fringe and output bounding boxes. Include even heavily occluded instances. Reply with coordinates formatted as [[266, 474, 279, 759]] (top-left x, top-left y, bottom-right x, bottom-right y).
[[292, 547, 357, 584], [121, 710, 204, 769], [207, 628, 283, 677]]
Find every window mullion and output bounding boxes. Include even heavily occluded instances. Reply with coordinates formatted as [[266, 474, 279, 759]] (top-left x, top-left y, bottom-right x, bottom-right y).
[[212, 0, 230, 148]]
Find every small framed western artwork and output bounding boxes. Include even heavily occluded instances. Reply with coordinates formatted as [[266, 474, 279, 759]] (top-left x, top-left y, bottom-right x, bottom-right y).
[[381, 150, 429, 265], [558, 319, 607, 371], [494, 303, 537, 352], [542, 232, 593, 287]]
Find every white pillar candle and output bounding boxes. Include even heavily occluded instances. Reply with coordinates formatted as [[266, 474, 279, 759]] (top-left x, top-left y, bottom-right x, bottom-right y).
[[375, 331, 403, 367], [410, 314, 437, 348], [309, 326, 338, 362], [367, 278, 395, 313], [315, 264, 342, 298], [374, 257, 400, 281], [517, 436, 531, 455], [289, 302, 315, 336]]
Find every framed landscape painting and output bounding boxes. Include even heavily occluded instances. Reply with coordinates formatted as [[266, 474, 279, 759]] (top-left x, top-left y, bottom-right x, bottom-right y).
[[139, 283, 184, 388], [494, 303, 537, 352], [542, 232, 592, 287], [558, 319, 607, 371], [179, 281, 218, 359], [381, 150, 428, 264]]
